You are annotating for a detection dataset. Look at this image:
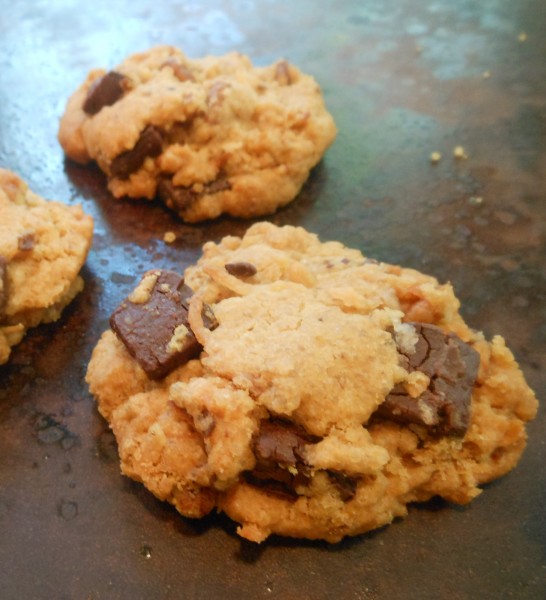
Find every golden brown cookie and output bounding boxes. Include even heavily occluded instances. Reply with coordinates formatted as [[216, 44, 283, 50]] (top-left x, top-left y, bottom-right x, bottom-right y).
[[86, 222, 537, 542], [59, 46, 337, 222], [0, 168, 94, 365]]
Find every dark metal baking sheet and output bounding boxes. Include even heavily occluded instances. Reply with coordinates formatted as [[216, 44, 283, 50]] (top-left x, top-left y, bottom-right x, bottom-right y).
[[0, 1, 544, 598]]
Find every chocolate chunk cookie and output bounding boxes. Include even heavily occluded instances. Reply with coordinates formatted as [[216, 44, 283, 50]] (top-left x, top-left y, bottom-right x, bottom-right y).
[[0, 168, 93, 365], [58, 46, 337, 222], [86, 223, 537, 542]]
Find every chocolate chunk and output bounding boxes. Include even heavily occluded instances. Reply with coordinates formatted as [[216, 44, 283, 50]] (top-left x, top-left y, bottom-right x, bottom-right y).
[[246, 420, 317, 498], [157, 176, 231, 212], [201, 303, 219, 331], [17, 232, 35, 252], [327, 471, 358, 502], [205, 178, 232, 195], [157, 179, 196, 211], [254, 419, 316, 466], [110, 270, 202, 379], [248, 420, 358, 502], [0, 256, 7, 321], [376, 323, 480, 435], [110, 126, 163, 180], [83, 71, 127, 115], [224, 262, 257, 278], [178, 281, 218, 331]]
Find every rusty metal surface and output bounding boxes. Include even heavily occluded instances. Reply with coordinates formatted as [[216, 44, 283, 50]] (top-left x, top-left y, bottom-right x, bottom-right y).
[[0, 1, 544, 598]]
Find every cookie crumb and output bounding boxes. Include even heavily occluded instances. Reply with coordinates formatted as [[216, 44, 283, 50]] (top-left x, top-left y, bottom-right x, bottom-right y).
[[128, 271, 159, 304], [404, 371, 431, 399], [430, 151, 442, 164], [468, 196, 483, 205], [163, 231, 176, 244], [453, 146, 468, 160], [518, 32, 528, 43], [167, 323, 192, 354]]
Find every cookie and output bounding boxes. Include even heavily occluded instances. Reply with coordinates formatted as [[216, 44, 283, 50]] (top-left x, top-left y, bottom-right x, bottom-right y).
[[0, 168, 94, 365], [86, 222, 537, 542], [58, 46, 337, 222]]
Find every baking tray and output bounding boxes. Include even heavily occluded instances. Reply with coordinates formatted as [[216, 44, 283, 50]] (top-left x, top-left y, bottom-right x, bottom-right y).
[[0, 1, 544, 598]]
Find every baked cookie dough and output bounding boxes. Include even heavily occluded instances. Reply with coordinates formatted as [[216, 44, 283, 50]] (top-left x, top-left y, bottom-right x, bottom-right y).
[[58, 46, 337, 222], [86, 222, 537, 542], [0, 168, 94, 365]]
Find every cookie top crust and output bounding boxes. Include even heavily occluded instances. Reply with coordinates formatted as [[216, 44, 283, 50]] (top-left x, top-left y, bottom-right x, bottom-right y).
[[86, 222, 537, 543], [58, 46, 337, 222], [0, 168, 94, 364]]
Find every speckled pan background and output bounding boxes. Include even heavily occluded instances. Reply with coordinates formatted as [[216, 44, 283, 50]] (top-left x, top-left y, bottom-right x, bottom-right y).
[[0, 1, 544, 599]]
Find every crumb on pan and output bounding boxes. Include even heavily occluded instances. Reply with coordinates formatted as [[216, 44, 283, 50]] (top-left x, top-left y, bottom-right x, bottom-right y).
[[453, 146, 468, 160]]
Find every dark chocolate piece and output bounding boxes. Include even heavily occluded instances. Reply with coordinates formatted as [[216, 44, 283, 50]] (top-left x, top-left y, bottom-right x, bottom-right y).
[[0, 256, 7, 321], [83, 71, 127, 115], [110, 270, 202, 379], [157, 179, 196, 211], [17, 233, 35, 252], [178, 282, 218, 331], [254, 419, 316, 466], [246, 420, 317, 498], [200, 303, 219, 331], [110, 126, 163, 180], [157, 176, 231, 212], [248, 420, 359, 501], [224, 262, 257, 278], [376, 323, 480, 435], [327, 471, 358, 502]]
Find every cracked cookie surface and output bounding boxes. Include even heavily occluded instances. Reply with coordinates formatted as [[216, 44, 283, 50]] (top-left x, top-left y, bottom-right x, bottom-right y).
[[59, 46, 337, 222], [0, 168, 94, 365], [86, 222, 537, 542]]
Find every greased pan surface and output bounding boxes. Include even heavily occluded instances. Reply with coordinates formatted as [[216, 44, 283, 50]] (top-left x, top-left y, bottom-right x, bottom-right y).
[[0, 1, 544, 598]]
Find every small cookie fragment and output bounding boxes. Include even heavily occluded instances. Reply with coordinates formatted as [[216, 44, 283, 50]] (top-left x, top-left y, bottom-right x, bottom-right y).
[[0, 168, 93, 365], [453, 145, 468, 160], [87, 222, 538, 543], [58, 45, 337, 222]]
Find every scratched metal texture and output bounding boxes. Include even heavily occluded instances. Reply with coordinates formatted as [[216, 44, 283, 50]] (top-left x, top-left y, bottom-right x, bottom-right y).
[[0, 1, 544, 599]]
